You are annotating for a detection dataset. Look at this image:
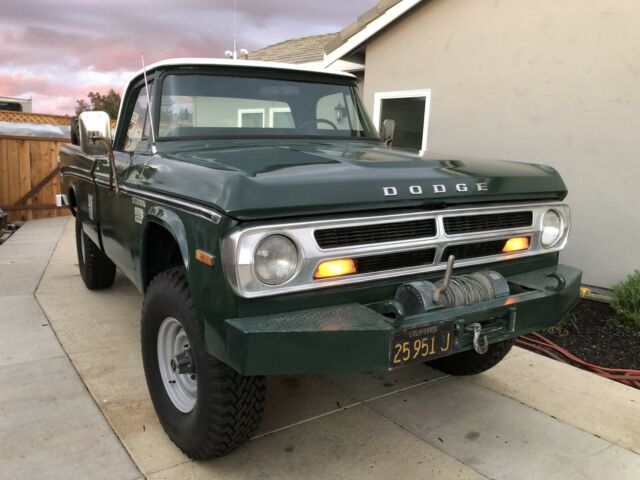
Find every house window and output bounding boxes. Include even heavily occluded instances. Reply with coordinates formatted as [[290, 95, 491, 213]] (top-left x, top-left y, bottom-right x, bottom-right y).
[[238, 109, 265, 128], [0, 102, 22, 112], [269, 107, 294, 128], [372, 89, 431, 152]]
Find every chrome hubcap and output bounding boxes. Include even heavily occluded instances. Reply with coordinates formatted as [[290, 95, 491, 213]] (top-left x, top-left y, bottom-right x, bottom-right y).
[[157, 317, 197, 413]]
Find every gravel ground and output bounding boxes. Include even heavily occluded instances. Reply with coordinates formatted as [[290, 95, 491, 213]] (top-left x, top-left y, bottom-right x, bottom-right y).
[[530, 299, 640, 370]]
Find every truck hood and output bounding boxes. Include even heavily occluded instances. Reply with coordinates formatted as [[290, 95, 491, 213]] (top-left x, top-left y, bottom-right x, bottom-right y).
[[137, 140, 567, 220]]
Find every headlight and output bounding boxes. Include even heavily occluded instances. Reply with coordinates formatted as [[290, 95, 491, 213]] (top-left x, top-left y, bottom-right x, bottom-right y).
[[254, 235, 298, 285], [541, 210, 563, 247]]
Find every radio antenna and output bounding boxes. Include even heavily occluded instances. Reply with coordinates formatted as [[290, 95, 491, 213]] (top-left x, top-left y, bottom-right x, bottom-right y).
[[140, 53, 157, 154], [225, 1, 248, 59], [233, 0, 237, 58]]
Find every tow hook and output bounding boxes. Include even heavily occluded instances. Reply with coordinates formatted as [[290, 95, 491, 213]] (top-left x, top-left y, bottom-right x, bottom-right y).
[[545, 272, 566, 292], [170, 349, 194, 374], [466, 322, 489, 354]]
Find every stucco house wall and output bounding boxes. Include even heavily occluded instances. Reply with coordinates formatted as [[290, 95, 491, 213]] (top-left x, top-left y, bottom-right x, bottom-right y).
[[359, 0, 640, 288]]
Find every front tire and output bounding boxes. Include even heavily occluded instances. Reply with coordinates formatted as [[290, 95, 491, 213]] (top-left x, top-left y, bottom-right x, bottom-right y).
[[75, 216, 116, 290], [141, 267, 265, 460], [428, 338, 515, 376]]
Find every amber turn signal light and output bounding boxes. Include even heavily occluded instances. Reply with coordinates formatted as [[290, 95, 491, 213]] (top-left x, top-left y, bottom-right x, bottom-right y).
[[314, 259, 357, 279], [502, 237, 530, 253], [195, 249, 215, 266]]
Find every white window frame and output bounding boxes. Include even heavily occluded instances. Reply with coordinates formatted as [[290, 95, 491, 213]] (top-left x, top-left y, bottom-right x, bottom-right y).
[[268, 107, 292, 128], [237, 108, 265, 128], [372, 89, 431, 153]]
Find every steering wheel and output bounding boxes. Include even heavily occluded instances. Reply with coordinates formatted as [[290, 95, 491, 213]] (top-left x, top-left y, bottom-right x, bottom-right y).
[[298, 118, 339, 130]]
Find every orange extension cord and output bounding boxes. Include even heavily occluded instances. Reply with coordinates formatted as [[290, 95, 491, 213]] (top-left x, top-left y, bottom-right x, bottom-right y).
[[516, 332, 640, 389]]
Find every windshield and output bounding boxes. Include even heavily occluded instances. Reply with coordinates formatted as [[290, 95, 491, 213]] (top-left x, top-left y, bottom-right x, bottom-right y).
[[157, 73, 378, 140]]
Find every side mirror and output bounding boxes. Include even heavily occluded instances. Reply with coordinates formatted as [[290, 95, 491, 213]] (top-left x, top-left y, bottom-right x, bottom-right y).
[[70, 116, 80, 145], [78, 111, 112, 156], [78, 111, 119, 193], [381, 118, 395, 147]]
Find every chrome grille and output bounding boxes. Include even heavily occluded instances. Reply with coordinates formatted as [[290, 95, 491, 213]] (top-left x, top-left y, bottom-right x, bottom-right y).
[[223, 202, 570, 298]]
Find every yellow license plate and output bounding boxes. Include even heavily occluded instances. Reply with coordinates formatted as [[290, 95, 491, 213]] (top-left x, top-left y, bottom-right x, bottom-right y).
[[390, 322, 455, 368]]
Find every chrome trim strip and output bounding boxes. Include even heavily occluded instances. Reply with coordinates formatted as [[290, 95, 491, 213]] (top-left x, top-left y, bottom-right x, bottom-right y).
[[60, 170, 92, 183], [93, 177, 110, 188], [61, 171, 222, 224], [222, 202, 571, 298], [120, 186, 223, 224]]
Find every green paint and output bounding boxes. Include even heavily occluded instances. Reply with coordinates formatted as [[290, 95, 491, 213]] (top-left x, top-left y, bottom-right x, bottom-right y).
[[224, 265, 581, 375], [59, 62, 580, 374]]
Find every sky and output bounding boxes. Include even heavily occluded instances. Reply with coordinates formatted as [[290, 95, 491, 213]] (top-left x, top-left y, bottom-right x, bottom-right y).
[[0, 0, 376, 115]]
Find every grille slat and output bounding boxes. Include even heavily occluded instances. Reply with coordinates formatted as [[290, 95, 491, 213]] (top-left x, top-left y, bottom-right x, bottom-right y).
[[444, 211, 533, 235], [315, 219, 437, 249], [442, 236, 531, 260], [355, 249, 435, 274], [442, 240, 506, 260]]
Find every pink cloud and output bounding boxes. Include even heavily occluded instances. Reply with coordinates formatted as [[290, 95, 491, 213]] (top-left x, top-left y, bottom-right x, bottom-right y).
[[0, 72, 117, 114], [0, 73, 49, 95], [0, 0, 376, 114]]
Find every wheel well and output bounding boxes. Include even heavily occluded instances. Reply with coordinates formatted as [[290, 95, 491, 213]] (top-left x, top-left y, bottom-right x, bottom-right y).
[[143, 223, 184, 289]]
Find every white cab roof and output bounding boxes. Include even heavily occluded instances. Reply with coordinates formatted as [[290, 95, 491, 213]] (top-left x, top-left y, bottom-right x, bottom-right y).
[[134, 57, 356, 80]]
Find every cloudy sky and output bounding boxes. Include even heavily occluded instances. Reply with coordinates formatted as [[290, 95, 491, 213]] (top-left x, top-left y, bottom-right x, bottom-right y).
[[0, 0, 375, 115]]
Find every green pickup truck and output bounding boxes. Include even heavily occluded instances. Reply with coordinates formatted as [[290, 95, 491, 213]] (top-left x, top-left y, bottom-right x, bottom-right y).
[[59, 59, 580, 459]]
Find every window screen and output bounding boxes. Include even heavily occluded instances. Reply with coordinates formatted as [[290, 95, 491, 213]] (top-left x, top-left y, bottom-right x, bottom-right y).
[[379, 96, 426, 150]]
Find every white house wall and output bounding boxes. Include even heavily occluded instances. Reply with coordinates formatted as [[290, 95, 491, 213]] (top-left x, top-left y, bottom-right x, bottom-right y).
[[361, 0, 640, 288]]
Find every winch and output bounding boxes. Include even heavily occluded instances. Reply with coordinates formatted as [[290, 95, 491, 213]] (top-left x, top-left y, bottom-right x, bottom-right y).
[[393, 256, 510, 354]]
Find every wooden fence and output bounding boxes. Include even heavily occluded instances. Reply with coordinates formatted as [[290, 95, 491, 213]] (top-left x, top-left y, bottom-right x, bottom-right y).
[[0, 110, 73, 126], [0, 111, 72, 223]]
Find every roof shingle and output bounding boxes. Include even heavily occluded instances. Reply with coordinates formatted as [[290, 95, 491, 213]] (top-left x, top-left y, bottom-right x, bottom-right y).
[[324, 0, 405, 54], [248, 33, 338, 64]]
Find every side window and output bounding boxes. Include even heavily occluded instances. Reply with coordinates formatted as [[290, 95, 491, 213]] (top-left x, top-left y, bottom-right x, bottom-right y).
[[316, 92, 361, 131], [124, 85, 152, 152]]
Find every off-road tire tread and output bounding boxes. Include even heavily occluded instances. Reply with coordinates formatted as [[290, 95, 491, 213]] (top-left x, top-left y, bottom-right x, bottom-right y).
[[76, 217, 115, 290], [429, 338, 516, 376], [191, 361, 265, 459], [143, 267, 265, 460]]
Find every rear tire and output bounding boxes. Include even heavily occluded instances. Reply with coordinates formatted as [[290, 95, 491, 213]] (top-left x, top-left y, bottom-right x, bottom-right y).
[[428, 338, 515, 376], [141, 267, 265, 460], [75, 216, 115, 290]]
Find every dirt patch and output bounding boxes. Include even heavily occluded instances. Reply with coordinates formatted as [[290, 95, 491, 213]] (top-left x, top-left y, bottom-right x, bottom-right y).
[[522, 299, 640, 370]]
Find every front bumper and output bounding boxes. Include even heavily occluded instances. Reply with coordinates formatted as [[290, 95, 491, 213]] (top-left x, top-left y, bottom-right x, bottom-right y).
[[223, 264, 581, 375]]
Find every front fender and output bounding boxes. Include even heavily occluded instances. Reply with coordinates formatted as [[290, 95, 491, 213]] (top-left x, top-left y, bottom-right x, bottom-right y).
[[142, 206, 191, 279], [140, 206, 233, 349]]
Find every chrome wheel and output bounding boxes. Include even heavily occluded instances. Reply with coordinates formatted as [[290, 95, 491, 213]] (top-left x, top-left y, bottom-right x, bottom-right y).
[[157, 317, 197, 413]]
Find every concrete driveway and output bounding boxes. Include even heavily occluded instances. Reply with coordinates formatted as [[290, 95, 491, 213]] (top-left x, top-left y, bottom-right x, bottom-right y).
[[3, 217, 640, 479]]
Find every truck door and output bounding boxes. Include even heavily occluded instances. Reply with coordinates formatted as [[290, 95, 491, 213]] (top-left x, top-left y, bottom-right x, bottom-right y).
[[94, 83, 153, 287], [67, 147, 101, 249]]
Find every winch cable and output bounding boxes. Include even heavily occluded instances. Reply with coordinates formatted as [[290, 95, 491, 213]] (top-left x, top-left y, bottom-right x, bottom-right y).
[[516, 332, 640, 389], [434, 274, 496, 308], [432, 255, 499, 308]]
